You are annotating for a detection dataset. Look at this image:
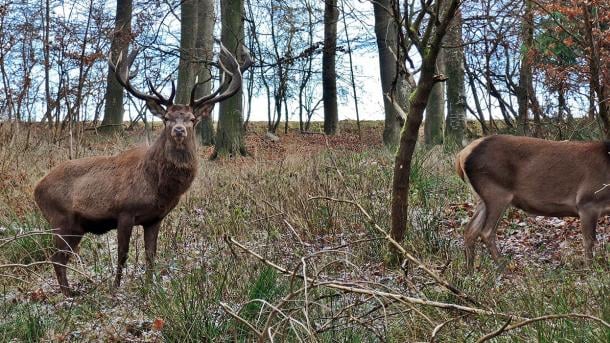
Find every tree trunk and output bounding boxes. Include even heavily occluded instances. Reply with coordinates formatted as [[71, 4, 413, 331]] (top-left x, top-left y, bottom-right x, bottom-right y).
[[517, 0, 533, 136], [390, 0, 460, 242], [323, 0, 338, 135], [176, 0, 197, 105], [373, 0, 411, 147], [444, 10, 466, 146], [582, 3, 610, 138], [42, 0, 53, 125], [424, 49, 445, 145], [195, 0, 215, 146], [342, 0, 360, 137], [214, 0, 246, 158], [100, 0, 132, 132], [464, 58, 488, 134]]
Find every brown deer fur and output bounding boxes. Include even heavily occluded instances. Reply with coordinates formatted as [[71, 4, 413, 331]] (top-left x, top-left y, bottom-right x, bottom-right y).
[[456, 135, 610, 269], [35, 105, 202, 295], [34, 46, 250, 296]]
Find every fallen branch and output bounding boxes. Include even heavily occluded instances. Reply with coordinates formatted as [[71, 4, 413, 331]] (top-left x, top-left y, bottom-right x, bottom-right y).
[[430, 315, 467, 342], [225, 235, 516, 318], [0, 261, 93, 282], [476, 313, 610, 342], [219, 302, 263, 337], [308, 196, 480, 306]]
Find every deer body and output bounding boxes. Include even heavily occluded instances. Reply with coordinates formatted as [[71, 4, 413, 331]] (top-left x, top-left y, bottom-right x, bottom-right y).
[[35, 131, 197, 235], [456, 135, 610, 269], [35, 46, 251, 295]]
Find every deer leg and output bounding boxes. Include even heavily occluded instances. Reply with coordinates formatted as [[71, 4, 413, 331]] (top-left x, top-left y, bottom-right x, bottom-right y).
[[114, 217, 134, 288], [464, 202, 486, 271], [51, 229, 83, 297], [143, 220, 161, 281], [479, 201, 509, 266], [578, 210, 598, 265]]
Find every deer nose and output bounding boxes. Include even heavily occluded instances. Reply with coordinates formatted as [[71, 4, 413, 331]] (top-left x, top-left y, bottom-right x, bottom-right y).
[[173, 126, 186, 137]]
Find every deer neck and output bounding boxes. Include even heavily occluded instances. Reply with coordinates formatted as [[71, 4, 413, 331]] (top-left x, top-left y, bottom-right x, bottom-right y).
[[144, 131, 198, 200]]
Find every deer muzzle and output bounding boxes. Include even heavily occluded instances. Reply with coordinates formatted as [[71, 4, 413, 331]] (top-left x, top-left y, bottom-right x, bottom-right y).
[[172, 125, 187, 138]]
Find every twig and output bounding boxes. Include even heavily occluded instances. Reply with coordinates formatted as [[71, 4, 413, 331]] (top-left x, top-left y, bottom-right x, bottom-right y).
[[0, 261, 93, 282], [430, 315, 467, 342], [594, 183, 610, 195], [257, 288, 308, 342], [219, 302, 263, 336], [476, 314, 610, 342], [225, 235, 518, 318], [308, 196, 480, 307]]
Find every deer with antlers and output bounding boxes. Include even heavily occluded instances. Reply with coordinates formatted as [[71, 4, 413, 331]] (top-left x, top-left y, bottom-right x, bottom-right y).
[[34, 45, 252, 296]]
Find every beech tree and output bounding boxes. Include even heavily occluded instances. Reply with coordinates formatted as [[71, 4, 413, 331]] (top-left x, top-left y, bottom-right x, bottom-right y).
[[424, 49, 445, 145], [322, 0, 338, 135], [175, 0, 197, 105], [100, 0, 132, 132], [373, 0, 413, 147], [444, 9, 466, 146], [194, 0, 216, 145], [214, 0, 246, 158]]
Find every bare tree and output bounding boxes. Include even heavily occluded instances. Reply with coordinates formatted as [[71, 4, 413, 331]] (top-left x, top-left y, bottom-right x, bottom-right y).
[[100, 0, 132, 132], [214, 0, 247, 158], [176, 0, 197, 105], [517, 0, 534, 135], [323, 0, 338, 135], [373, 0, 413, 147], [194, 0, 216, 146], [424, 49, 445, 145], [444, 9, 466, 145], [390, 0, 461, 242]]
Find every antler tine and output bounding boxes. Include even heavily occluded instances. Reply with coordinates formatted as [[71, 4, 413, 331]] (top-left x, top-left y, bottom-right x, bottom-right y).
[[168, 80, 176, 105], [189, 75, 214, 107], [239, 47, 254, 73], [147, 79, 164, 100], [191, 43, 251, 109], [108, 48, 172, 106], [190, 72, 227, 107]]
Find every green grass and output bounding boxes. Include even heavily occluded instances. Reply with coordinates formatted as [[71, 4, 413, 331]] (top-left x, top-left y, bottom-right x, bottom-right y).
[[0, 212, 53, 265], [0, 300, 49, 342], [148, 266, 230, 342]]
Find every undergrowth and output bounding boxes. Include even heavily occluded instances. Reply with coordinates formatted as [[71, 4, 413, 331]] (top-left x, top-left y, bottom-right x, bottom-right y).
[[0, 122, 607, 341]]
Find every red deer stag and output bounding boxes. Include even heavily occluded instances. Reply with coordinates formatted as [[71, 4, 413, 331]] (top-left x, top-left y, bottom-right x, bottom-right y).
[[456, 135, 609, 270], [34, 45, 252, 296]]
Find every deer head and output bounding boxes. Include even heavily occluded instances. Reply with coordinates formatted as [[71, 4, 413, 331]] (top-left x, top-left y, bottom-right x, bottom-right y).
[[109, 44, 253, 147]]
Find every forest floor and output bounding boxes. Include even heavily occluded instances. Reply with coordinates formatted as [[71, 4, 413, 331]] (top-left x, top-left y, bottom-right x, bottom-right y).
[[0, 121, 608, 342]]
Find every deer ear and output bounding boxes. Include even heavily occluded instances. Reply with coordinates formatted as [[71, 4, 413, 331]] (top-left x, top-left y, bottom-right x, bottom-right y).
[[194, 103, 213, 120], [146, 100, 166, 119]]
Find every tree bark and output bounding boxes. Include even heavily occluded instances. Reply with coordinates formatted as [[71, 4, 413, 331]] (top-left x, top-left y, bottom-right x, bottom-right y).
[[424, 49, 445, 145], [444, 10, 466, 146], [176, 0, 197, 105], [323, 0, 339, 135], [214, 0, 246, 158], [517, 0, 533, 136], [390, 0, 460, 242], [342, 0, 360, 137], [101, 0, 132, 132], [194, 0, 215, 146], [582, 3, 610, 138], [373, 0, 411, 147]]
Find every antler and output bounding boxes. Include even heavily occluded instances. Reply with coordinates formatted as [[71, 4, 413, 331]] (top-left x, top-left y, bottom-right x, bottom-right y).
[[190, 43, 253, 109], [109, 48, 175, 107]]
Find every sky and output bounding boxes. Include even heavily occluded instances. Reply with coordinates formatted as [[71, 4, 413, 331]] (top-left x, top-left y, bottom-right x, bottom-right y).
[[46, 0, 471, 126]]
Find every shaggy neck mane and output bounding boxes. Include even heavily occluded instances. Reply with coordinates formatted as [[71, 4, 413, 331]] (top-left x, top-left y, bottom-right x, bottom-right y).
[[143, 130, 198, 201]]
